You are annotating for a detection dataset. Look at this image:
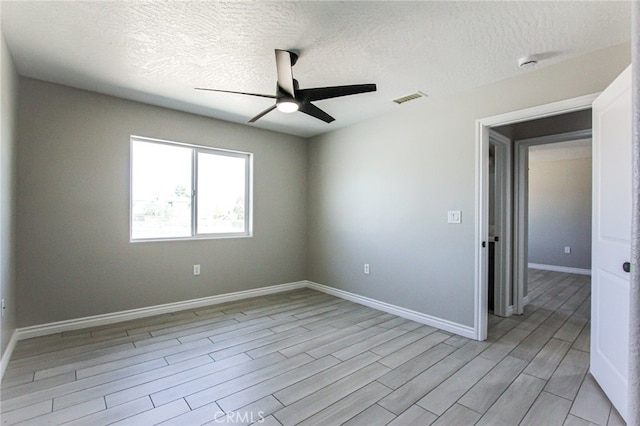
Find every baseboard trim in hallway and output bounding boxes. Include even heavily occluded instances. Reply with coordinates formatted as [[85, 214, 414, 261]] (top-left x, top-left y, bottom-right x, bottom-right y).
[[528, 263, 592, 276]]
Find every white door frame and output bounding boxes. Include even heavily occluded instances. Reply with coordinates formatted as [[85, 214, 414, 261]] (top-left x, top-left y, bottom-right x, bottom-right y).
[[474, 93, 598, 340], [489, 130, 512, 318]]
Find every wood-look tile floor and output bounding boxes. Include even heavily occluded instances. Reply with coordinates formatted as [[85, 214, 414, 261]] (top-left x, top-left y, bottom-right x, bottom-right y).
[[0, 270, 625, 425]]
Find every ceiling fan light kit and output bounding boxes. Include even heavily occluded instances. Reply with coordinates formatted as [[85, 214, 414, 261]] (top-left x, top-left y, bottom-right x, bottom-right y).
[[196, 49, 377, 124], [276, 98, 300, 113]]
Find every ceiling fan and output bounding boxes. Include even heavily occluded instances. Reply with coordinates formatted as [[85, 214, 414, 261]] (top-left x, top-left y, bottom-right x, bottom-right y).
[[195, 49, 377, 123]]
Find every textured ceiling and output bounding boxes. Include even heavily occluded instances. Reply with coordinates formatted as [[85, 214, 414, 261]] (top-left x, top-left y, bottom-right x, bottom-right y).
[[1, 1, 631, 138]]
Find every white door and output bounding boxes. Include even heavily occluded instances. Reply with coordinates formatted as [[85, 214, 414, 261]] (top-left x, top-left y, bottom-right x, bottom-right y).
[[591, 65, 632, 421]]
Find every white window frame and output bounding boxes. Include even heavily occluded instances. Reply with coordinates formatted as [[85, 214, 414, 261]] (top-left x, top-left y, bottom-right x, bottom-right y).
[[130, 136, 253, 242]]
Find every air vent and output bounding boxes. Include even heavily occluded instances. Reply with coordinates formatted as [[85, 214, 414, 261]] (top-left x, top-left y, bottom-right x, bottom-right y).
[[393, 91, 428, 104]]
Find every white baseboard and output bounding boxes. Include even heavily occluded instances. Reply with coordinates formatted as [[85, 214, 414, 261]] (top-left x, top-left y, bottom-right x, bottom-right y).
[[528, 263, 592, 276], [2, 279, 479, 381], [305, 281, 476, 339], [0, 330, 18, 380], [506, 295, 530, 316], [15, 281, 307, 341]]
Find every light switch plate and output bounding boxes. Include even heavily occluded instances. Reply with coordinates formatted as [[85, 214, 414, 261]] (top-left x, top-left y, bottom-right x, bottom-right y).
[[448, 210, 461, 224]]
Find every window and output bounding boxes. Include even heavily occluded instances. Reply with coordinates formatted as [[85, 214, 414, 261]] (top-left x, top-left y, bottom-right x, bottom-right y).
[[130, 137, 252, 241]]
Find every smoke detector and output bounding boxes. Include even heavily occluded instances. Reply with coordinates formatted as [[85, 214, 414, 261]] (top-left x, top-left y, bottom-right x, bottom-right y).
[[518, 55, 538, 68]]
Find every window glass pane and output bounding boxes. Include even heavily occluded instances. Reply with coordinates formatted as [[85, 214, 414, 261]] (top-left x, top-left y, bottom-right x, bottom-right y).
[[197, 152, 246, 234], [131, 141, 192, 239]]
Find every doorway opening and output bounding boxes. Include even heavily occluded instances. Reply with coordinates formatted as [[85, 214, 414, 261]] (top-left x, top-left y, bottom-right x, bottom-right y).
[[474, 94, 597, 341], [492, 113, 592, 319]]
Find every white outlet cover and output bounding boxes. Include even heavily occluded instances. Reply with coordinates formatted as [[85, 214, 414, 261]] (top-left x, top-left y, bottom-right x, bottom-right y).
[[448, 210, 462, 224]]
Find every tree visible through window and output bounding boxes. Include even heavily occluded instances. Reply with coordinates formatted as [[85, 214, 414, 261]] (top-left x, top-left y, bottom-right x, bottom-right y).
[[130, 137, 251, 241]]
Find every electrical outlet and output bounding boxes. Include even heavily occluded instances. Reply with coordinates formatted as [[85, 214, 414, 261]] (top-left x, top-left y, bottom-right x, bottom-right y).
[[364, 264, 370, 275], [1, 299, 5, 317], [193, 264, 201, 276], [564, 247, 571, 254]]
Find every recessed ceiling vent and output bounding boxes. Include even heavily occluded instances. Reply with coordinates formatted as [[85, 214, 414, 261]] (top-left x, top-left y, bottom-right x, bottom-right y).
[[393, 91, 427, 104]]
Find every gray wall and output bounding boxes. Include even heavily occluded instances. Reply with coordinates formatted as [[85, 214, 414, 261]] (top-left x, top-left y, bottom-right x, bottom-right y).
[[307, 43, 629, 328], [16, 78, 308, 327], [528, 157, 592, 270], [1, 35, 18, 355]]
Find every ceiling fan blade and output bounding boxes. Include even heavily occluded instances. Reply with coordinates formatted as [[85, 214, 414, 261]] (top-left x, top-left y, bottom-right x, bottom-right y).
[[299, 102, 335, 123], [248, 104, 277, 123], [195, 87, 276, 99], [275, 49, 296, 97], [297, 84, 377, 102]]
